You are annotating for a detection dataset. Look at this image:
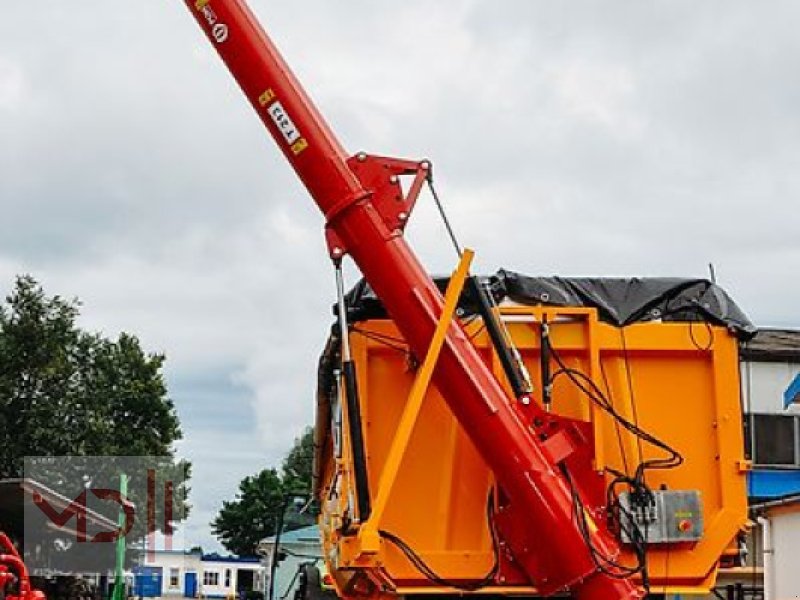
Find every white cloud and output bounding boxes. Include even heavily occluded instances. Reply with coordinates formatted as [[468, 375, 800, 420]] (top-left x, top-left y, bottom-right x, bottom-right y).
[[0, 58, 24, 110], [547, 59, 644, 137]]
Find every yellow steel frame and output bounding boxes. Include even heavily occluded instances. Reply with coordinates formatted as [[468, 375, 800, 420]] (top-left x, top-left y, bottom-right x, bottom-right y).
[[356, 248, 475, 556]]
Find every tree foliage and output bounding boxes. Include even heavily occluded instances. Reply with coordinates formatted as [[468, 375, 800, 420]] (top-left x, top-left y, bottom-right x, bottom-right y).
[[281, 426, 314, 492], [0, 276, 189, 542], [0, 275, 184, 470], [212, 427, 313, 556]]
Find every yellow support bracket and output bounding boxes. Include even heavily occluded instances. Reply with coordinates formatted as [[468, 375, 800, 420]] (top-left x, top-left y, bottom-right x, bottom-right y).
[[357, 248, 475, 555]]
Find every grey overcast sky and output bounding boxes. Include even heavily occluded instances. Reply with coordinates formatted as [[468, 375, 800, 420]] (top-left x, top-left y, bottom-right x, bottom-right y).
[[1, 2, 798, 552]]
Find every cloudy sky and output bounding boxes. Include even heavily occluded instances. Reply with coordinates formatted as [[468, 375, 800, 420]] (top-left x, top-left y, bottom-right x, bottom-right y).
[[1, 1, 798, 552]]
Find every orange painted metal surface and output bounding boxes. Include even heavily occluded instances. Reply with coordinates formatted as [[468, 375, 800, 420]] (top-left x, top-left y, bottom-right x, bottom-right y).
[[317, 306, 748, 596]]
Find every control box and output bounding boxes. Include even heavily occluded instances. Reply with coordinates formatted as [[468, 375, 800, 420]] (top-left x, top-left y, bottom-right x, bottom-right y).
[[618, 490, 703, 544]]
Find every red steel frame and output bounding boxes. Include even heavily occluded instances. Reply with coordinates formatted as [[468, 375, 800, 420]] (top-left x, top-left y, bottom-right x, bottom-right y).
[[182, 2, 642, 598]]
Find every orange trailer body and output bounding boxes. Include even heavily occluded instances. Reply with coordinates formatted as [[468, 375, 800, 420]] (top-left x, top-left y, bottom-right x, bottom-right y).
[[315, 305, 749, 596]]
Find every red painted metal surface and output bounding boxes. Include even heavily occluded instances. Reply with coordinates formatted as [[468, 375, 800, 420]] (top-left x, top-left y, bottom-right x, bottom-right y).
[[182, 1, 642, 598], [0, 533, 45, 600]]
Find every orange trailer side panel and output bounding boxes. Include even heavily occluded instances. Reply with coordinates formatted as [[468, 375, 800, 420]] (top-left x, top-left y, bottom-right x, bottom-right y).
[[318, 307, 748, 595]]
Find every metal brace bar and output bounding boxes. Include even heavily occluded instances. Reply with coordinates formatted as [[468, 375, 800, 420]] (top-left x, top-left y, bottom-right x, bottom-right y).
[[358, 248, 475, 553]]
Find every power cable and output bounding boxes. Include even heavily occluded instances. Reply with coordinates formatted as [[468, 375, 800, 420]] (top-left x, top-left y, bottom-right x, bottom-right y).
[[600, 360, 631, 479], [561, 464, 647, 582], [379, 490, 499, 591], [544, 333, 685, 592]]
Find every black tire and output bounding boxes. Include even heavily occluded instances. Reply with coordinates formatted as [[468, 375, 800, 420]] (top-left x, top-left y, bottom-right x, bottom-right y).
[[297, 565, 335, 600]]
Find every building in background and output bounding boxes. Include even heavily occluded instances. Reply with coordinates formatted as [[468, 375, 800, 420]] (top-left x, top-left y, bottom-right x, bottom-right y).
[[134, 550, 265, 599], [200, 553, 265, 599], [133, 550, 201, 599], [742, 329, 800, 499], [751, 495, 800, 599], [706, 328, 800, 600]]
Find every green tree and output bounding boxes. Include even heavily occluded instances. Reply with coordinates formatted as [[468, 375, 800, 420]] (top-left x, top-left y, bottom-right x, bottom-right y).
[[0, 276, 189, 540], [281, 427, 313, 491], [212, 429, 314, 556], [211, 468, 285, 557]]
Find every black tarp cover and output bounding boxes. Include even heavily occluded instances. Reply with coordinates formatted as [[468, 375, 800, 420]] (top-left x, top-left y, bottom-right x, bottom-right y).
[[341, 271, 756, 339]]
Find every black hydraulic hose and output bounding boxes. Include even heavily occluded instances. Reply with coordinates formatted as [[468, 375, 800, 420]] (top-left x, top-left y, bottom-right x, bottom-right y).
[[341, 359, 372, 521], [467, 276, 530, 399], [334, 261, 372, 523], [540, 318, 552, 409]]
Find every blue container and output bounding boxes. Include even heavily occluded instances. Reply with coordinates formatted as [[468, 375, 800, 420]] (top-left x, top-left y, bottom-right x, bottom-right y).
[[133, 566, 163, 598]]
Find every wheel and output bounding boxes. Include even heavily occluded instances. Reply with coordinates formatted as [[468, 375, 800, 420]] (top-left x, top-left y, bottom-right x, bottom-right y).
[[296, 565, 335, 600]]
